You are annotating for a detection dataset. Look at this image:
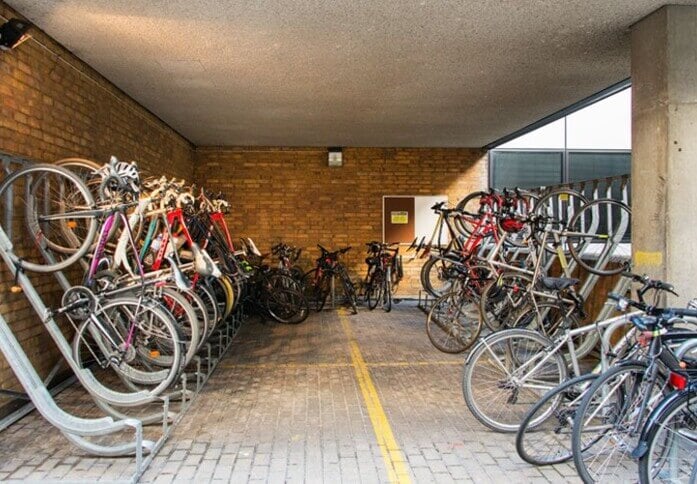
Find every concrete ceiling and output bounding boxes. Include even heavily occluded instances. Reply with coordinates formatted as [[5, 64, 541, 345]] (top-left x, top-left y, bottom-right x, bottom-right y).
[[8, 1, 697, 147]]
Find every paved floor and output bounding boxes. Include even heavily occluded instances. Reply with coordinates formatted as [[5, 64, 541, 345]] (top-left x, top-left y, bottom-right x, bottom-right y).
[[0, 303, 580, 483]]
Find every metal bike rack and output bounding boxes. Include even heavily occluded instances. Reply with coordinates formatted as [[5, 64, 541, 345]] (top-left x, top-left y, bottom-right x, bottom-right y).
[[0, 152, 246, 482]]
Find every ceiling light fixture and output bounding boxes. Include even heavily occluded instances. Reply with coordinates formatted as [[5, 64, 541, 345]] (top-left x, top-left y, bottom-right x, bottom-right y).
[[0, 19, 31, 51], [328, 147, 343, 167]]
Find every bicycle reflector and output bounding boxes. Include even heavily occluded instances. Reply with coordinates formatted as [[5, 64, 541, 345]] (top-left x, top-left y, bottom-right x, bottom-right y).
[[669, 371, 688, 390]]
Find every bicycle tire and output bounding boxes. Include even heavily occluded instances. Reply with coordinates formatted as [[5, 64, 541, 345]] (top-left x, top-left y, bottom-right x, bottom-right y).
[[420, 256, 455, 298], [72, 296, 184, 398], [532, 188, 588, 255], [267, 273, 309, 323], [301, 268, 329, 312], [169, 285, 210, 351], [567, 199, 632, 276], [637, 387, 697, 483], [426, 291, 481, 353], [266, 287, 309, 323], [516, 373, 599, 466], [158, 286, 200, 366], [383, 267, 392, 312], [367, 271, 382, 310], [339, 268, 358, 314], [454, 191, 490, 236], [571, 361, 654, 483], [462, 328, 567, 432], [0, 164, 99, 273], [479, 272, 532, 332]]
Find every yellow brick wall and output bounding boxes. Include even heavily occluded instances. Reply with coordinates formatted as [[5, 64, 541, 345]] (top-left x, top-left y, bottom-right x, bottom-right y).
[[193, 147, 488, 296], [0, 1, 194, 403], [0, 0, 489, 414]]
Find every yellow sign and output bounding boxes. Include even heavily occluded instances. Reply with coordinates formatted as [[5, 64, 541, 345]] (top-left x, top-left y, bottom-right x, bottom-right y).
[[391, 211, 408, 224]]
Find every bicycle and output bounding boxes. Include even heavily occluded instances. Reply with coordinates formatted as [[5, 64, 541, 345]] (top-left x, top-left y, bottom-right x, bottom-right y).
[[570, 289, 697, 483], [461, 273, 649, 432], [303, 245, 358, 314], [363, 241, 399, 312]]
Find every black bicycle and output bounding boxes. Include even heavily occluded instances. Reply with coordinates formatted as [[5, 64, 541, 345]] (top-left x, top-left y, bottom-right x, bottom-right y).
[[363, 241, 402, 312], [302, 245, 358, 314]]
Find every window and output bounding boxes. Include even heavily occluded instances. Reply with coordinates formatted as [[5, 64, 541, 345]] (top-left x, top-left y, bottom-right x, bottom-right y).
[[490, 87, 631, 190]]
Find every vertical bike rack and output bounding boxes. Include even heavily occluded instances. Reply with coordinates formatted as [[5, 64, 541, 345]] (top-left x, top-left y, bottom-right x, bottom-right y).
[[0, 152, 245, 482]]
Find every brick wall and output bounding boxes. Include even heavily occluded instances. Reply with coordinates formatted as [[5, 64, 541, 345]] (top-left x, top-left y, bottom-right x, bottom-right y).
[[193, 147, 488, 296], [0, 1, 489, 415], [0, 1, 194, 405]]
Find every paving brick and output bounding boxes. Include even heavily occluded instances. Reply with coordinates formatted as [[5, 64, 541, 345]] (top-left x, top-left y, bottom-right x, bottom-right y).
[[0, 305, 584, 483]]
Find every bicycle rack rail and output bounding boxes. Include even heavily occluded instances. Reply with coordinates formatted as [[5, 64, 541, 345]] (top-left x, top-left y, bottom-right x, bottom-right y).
[[0, 152, 245, 482]]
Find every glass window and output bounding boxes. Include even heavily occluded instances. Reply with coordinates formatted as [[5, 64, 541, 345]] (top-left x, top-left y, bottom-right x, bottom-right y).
[[491, 151, 563, 189], [566, 89, 631, 150], [497, 118, 565, 150], [568, 152, 631, 182]]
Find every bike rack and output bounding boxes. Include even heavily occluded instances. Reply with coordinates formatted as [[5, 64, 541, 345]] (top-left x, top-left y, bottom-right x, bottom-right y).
[[0, 152, 245, 482], [418, 174, 633, 334]]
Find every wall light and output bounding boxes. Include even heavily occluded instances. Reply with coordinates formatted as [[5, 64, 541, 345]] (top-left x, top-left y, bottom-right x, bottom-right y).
[[328, 147, 343, 167], [0, 19, 31, 51]]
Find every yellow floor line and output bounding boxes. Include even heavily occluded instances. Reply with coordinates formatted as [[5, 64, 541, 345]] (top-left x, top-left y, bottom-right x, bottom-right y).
[[369, 360, 461, 367], [338, 309, 412, 484], [221, 361, 461, 370], [218, 362, 352, 369]]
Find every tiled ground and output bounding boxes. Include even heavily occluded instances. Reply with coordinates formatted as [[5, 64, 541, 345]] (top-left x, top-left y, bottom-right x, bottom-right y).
[[0, 303, 580, 483]]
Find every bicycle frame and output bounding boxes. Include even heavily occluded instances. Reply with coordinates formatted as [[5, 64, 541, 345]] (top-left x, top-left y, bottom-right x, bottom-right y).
[[473, 311, 643, 391]]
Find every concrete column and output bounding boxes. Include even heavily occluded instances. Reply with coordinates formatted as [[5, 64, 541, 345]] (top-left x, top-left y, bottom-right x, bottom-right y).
[[631, 5, 697, 300]]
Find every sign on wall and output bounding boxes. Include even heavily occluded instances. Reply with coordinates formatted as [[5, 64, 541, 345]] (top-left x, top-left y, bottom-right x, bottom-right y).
[[383, 195, 448, 244]]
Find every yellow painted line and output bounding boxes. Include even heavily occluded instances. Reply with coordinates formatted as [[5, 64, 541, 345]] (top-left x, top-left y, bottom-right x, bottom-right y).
[[369, 360, 461, 368], [221, 361, 460, 370], [338, 309, 412, 484], [218, 362, 352, 369]]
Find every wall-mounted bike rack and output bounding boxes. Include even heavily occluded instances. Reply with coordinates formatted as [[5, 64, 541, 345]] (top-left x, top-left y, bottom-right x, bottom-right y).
[[417, 174, 632, 332], [0, 151, 245, 483]]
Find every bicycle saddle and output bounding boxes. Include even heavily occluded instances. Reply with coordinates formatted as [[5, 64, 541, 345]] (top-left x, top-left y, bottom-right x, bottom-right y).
[[538, 276, 579, 291], [192, 244, 222, 278], [166, 256, 192, 291]]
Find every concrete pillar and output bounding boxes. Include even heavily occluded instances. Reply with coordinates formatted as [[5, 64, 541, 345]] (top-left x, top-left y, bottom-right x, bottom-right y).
[[631, 5, 697, 300]]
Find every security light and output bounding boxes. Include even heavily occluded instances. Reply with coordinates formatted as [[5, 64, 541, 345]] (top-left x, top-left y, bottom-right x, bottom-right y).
[[0, 19, 31, 51], [328, 147, 343, 167]]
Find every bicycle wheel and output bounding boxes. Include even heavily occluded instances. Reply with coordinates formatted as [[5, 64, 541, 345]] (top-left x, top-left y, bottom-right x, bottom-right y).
[[567, 199, 632, 276], [420, 256, 456, 298], [196, 281, 220, 338], [266, 287, 309, 323], [267, 273, 309, 323], [638, 388, 697, 483], [382, 267, 392, 312], [479, 272, 532, 332], [516, 373, 599, 466], [302, 268, 330, 312], [54, 157, 103, 198], [426, 290, 481, 353], [572, 361, 657, 483], [366, 271, 382, 310], [533, 188, 588, 254], [170, 285, 210, 351], [0, 164, 99, 273], [339, 268, 358, 314], [157, 286, 200, 366], [454, 191, 491, 236], [462, 328, 566, 432], [72, 297, 184, 397]]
